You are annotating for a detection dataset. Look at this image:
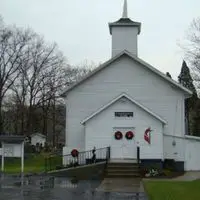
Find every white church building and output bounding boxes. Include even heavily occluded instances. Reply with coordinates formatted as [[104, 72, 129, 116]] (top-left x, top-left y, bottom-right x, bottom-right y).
[[62, 0, 200, 171]]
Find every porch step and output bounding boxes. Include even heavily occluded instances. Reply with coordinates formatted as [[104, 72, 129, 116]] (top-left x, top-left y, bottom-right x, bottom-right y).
[[107, 164, 139, 169], [106, 173, 140, 178], [105, 169, 139, 173], [105, 161, 141, 178]]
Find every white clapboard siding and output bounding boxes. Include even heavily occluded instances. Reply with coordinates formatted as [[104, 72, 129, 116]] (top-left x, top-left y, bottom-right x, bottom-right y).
[[65, 55, 185, 151], [85, 97, 164, 159]]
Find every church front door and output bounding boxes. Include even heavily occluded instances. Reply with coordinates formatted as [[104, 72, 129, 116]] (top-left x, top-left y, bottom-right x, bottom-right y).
[[111, 128, 136, 159]]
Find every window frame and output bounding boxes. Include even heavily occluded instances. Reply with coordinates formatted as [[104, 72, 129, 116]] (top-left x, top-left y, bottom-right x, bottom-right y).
[[114, 112, 134, 118]]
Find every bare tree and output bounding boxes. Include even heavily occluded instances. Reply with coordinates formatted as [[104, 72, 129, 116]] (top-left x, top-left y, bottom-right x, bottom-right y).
[[183, 18, 200, 135], [184, 18, 200, 94], [0, 20, 33, 133], [40, 65, 92, 145], [13, 34, 66, 135], [0, 18, 95, 144]]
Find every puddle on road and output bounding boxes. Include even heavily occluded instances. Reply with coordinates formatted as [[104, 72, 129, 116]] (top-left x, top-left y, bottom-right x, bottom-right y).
[[0, 175, 148, 200]]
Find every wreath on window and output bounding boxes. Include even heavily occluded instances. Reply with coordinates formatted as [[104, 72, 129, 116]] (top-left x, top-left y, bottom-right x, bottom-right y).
[[71, 149, 79, 157], [114, 131, 123, 140], [125, 131, 134, 140]]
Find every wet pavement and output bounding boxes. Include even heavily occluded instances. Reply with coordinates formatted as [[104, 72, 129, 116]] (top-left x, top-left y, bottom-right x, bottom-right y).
[[0, 175, 148, 200], [97, 178, 144, 193], [173, 171, 200, 181]]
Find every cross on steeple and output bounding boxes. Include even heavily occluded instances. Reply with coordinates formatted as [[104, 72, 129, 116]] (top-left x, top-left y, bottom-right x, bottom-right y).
[[122, 0, 128, 18]]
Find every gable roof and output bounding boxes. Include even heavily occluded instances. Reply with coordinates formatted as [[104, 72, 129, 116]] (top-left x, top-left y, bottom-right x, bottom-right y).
[[0, 135, 25, 143], [61, 50, 192, 97], [30, 133, 46, 138], [81, 93, 167, 125], [109, 18, 141, 34]]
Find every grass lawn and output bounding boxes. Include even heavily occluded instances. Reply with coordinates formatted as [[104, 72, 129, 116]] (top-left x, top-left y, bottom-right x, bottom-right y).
[[2, 154, 62, 174], [144, 180, 200, 200]]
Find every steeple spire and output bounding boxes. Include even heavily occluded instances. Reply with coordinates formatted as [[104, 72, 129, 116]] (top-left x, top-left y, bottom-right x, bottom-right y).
[[122, 0, 128, 18]]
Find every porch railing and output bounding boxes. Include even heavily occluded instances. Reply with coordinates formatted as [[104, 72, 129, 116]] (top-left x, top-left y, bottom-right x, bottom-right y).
[[45, 146, 110, 172], [137, 146, 140, 165]]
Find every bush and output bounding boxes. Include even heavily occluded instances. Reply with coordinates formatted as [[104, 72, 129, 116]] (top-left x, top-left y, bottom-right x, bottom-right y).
[[24, 144, 36, 153], [163, 169, 172, 176], [163, 159, 176, 171], [141, 163, 163, 178], [55, 165, 63, 170]]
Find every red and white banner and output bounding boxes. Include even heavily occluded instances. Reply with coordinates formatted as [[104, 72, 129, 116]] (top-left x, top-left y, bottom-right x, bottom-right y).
[[144, 128, 151, 144]]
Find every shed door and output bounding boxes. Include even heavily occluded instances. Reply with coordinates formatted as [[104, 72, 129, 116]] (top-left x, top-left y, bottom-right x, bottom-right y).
[[111, 128, 136, 159]]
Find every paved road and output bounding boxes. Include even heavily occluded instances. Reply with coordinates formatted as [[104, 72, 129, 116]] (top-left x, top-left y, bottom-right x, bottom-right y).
[[0, 176, 149, 200], [173, 171, 200, 181], [96, 178, 148, 199], [97, 178, 144, 193]]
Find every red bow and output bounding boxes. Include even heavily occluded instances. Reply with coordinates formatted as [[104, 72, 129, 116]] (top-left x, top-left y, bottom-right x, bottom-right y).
[[144, 128, 151, 144]]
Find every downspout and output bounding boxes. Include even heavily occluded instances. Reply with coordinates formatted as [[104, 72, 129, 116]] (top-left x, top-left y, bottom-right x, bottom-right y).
[[65, 97, 68, 147], [162, 123, 165, 161], [83, 123, 86, 151], [172, 98, 179, 148]]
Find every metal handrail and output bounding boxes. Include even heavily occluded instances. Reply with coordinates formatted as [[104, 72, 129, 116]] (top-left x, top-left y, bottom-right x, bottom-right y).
[[137, 146, 140, 165], [45, 146, 110, 172]]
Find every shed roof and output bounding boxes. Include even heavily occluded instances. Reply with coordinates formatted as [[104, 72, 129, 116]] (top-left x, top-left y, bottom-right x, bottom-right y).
[[30, 133, 46, 138], [0, 135, 25, 143]]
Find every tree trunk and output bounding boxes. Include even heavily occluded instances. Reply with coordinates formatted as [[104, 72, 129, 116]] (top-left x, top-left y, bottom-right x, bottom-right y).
[[52, 97, 56, 147], [42, 108, 48, 136], [21, 106, 25, 135], [0, 102, 3, 134], [26, 104, 33, 136]]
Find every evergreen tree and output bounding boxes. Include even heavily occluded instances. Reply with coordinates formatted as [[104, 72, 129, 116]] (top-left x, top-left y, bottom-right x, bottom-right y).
[[178, 60, 197, 97], [178, 60, 198, 135]]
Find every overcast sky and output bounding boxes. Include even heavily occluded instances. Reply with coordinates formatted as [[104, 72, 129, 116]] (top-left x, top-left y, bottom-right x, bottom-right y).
[[1, 0, 200, 79]]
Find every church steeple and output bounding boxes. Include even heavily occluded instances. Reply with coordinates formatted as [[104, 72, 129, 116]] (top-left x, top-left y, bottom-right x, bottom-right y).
[[109, 0, 141, 57], [122, 0, 128, 18]]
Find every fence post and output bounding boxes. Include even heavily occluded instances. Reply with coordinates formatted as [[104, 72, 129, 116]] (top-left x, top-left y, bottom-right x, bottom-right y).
[[92, 147, 96, 163], [106, 146, 111, 164], [49, 156, 51, 171], [137, 146, 140, 165], [44, 157, 47, 173]]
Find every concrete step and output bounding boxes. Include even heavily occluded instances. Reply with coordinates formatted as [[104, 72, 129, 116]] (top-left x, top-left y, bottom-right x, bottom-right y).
[[105, 160, 141, 178], [107, 165, 139, 169], [107, 164, 139, 170], [105, 161, 140, 178], [109, 159, 137, 163], [108, 162, 139, 166], [106, 169, 139, 173], [106, 170, 140, 175], [106, 173, 140, 178]]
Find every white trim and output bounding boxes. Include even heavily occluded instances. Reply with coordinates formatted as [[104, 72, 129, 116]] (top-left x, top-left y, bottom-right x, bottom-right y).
[[164, 134, 200, 141], [185, 135, 200, 141], [81, 93, 167, 125], [21, 141, 24, 173], [61, 50, 192, 97], [164, 134, 185, 139]]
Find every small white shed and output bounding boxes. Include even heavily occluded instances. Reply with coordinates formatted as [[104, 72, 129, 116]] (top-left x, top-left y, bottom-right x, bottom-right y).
[[0, 135, 25, 173], [30, 133, 46, 146]]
